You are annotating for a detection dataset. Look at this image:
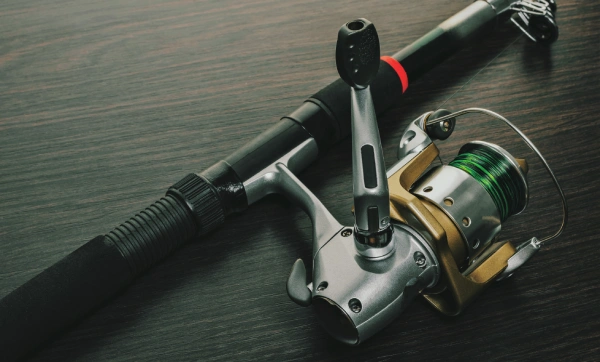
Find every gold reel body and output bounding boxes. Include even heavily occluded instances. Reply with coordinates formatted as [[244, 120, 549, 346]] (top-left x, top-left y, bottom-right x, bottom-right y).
[[388, 143, 520, 315]]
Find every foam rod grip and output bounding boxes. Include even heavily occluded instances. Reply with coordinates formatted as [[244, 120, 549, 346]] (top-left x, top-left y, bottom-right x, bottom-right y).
[[0, 195, 198, 361]]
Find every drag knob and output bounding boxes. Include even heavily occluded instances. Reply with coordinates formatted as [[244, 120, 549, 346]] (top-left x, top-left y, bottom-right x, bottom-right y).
[[336, 18, 380, 89]]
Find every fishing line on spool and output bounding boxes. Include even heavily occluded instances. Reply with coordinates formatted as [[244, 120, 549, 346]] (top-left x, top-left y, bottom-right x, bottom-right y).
[[449, 145, 526, 222]]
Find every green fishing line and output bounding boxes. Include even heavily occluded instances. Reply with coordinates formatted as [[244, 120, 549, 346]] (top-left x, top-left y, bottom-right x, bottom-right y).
[[449, 145, 526, 222]]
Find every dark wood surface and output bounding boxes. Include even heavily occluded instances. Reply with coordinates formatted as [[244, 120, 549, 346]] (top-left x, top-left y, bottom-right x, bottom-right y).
[[1, 0, 599, 360]]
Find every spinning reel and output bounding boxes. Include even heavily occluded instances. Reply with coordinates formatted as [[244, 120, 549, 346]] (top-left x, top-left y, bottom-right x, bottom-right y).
[[245, 18, 568, 344]]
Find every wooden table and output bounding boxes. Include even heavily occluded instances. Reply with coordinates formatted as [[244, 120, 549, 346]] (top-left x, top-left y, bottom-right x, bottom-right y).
[[1, 0, 599, 360]]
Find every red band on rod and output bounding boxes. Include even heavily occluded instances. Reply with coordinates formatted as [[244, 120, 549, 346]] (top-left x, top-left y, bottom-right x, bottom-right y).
[[381, 56, 408, 93]]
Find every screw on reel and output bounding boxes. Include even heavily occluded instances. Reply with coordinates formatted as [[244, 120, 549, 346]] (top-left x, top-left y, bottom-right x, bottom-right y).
[[509, 0, 559, 44]]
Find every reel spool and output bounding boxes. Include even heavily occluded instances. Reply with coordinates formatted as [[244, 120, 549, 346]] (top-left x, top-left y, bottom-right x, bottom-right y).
[[412, 141, 528, 266], [449, 142, 528, 222]]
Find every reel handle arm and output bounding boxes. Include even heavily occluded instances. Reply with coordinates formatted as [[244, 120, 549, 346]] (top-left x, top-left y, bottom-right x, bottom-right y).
[[349, 87, 391, 235], [336, 19, 391, 236]]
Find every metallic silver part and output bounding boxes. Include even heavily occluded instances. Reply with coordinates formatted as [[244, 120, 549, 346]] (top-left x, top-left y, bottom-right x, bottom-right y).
[[459, 141, 529, 214], [244, 138, 319, 205], [426, 107, 568, 245], [496, 237, 541, 280], [508, 0, 552, 16], [287, 259, 312, 307], [276, 163, 344, 257], [350, 87, 391, 234], [395, 112, 433, 162], [316, 282, 327, 292], [353, 226, 395, 258], [312, 222, 439, 345], [353, 229, 395, 260], [413, 165, 502, 258], [243, 139, 343, 257], [488, 0, 554, 36], [386, 112, 433, 179], [413, 251, 427, 268]]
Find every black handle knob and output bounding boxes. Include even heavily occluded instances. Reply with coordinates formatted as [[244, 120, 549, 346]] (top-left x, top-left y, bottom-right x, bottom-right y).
[[336, 18, 380, 89]]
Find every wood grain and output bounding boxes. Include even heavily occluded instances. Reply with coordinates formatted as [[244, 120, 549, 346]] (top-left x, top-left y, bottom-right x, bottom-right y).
[[1, 0, 599, 360]]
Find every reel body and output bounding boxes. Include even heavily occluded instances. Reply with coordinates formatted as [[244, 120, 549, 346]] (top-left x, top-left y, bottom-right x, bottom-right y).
[[244, 16, 565, 345], [271, 109, 539, 344], [307, 129, 531, 341], [387, 113, 529, 317]]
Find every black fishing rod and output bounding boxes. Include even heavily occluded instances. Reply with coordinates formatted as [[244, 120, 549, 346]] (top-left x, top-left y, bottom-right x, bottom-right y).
[[0, 0, 558, 360]]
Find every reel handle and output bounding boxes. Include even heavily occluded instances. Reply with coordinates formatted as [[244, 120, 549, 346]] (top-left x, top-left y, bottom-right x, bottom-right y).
[[336, 19, 391, 245], [335, 19, 380, 90]]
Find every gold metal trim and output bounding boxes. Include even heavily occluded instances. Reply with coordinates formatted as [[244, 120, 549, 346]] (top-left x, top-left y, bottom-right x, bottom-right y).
[[387, 143, 517, 315]]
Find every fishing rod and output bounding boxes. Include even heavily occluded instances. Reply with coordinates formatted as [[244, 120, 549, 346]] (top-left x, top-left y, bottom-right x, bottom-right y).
[[0, 0, 560, 359]]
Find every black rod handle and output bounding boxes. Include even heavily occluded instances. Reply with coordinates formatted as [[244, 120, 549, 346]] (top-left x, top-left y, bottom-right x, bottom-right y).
[[0, 235, 134, 361], [0, 174, 225, 361]]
